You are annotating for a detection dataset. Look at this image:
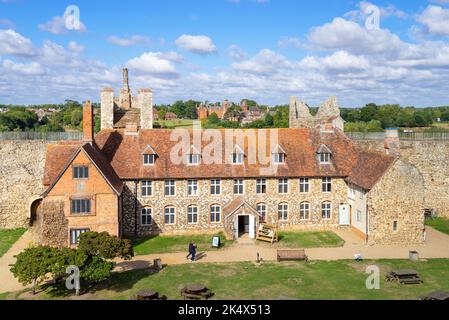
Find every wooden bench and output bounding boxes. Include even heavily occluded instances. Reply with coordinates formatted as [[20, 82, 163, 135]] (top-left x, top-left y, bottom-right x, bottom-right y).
[[277, 249, 308, 262]]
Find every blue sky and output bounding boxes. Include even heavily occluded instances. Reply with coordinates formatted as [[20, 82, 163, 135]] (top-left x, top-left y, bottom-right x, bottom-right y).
[[1, 0, 449, 107]]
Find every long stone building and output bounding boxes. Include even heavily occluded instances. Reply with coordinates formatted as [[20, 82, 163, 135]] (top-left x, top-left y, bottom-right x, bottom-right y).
[[32, 74, 426, 247]]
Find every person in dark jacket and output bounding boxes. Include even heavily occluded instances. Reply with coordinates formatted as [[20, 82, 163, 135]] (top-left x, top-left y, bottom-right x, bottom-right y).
[[186, 241, 197, 261]]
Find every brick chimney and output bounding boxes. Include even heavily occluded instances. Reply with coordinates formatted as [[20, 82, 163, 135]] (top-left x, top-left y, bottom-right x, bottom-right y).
[[83, 100, 94, 143], [384, 128, 400, 157]]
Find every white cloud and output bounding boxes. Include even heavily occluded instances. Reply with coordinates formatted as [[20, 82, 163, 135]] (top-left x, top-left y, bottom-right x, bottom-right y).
[[0, 29, 35, 56], [107, 35, 151, 47], [227, 45, 247, 61], [1, 59, 44, 75], [127, 52, 178, 78], [308, 17, 406, 56], [175, 34, 217, 55], [277, 37, 302, 49], [299, 51, 370, 72], [344, 1, 408, 22], [232, 49, 292, 75], [38, 14, 87, 35], [417, 5, 449, 36], [68, 41, 85, 53]]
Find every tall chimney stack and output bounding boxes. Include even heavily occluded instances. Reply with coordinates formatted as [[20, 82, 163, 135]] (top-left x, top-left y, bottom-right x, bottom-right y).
[[139, 89, 153, 130], [83, 100, 94, 143], [101, 87, 114, 130], [384, 128, 400, 157]]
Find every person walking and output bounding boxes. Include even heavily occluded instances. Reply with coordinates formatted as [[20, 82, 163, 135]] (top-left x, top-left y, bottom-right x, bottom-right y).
[[190, 241, 198, 262], [186, 240, 194, 261]]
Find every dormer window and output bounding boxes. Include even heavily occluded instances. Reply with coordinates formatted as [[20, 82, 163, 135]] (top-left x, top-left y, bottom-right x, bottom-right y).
[[187, 145, 201, 166], [142, 145, 157, 166], [320, 153, 331, 164], [188, 154, 201, 165], [232, 145, 244, 165], [272, 144, 286, 164], [273, 153, 285, 164], [143, 154, 155, 165], [317, 144, 332, 165]]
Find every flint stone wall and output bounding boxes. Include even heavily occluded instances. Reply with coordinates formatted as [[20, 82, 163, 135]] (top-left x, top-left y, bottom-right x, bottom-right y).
[[367, 160, 425, 245], [0, 141, 48, 228], [356, 140, 449, 218], [121, 178, 347, 237]]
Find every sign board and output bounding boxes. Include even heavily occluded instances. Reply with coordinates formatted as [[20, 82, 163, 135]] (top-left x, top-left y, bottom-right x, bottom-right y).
[[212, 236, 221, 248]]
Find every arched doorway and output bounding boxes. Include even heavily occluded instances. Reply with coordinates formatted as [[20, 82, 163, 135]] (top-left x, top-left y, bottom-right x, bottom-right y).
[[223, 198, 261, 240], [29, 197, 43, 226]]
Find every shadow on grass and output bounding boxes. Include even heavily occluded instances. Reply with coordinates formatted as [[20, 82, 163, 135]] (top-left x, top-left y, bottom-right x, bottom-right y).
[[41, 264, 163, 299]]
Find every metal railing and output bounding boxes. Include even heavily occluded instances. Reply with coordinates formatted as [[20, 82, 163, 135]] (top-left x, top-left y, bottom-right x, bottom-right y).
[[346, 131, 449, 141], [0, 131, 83, 141]]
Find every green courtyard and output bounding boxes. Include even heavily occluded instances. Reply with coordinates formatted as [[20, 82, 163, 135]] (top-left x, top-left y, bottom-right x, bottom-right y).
[[132, 231, 345, 256], [3, 259, 449, 300], [426, 217, 449, 235], [0, 228, 27, 258]]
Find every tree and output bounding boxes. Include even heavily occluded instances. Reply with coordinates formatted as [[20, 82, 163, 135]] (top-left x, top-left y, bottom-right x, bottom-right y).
[[77, 232, 133, 261], [207, 113, 220, 125], [264, 113, 274, 127], [70, 109, 83, 127], [10, 246, 57, 294]]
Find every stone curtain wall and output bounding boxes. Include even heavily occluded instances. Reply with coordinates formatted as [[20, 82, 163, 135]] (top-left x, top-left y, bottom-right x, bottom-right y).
[[367, 160, 425, 245], [355, 140, 449, 218], [121, 178, 348, 237], [0, 141, 49, 228]]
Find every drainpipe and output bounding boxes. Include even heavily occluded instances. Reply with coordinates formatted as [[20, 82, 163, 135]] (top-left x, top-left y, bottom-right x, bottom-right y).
[[365, 203, 369, 244], [134, 180, 138, 237]]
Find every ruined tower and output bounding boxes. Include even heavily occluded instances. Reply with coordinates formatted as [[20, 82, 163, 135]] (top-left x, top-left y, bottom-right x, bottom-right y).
[[119, 68, 132, 110], [289, 96, 344, 131]]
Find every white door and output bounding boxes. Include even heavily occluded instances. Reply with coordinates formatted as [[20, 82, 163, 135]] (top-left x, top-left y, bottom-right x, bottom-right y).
[[339, 204, 350, 225], [233, 216, 239, 239], [249, 216, 256, 239]]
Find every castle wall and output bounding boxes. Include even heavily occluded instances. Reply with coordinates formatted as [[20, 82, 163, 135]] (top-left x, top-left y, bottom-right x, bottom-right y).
[[367, 160, 425, 245], [0, 140, 48, 228], [355, 139, 449, 218]]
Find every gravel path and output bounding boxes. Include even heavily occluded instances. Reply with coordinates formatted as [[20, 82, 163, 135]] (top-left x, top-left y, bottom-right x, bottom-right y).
[[114, 227, 449, 272], [2, 227, 449, 294]]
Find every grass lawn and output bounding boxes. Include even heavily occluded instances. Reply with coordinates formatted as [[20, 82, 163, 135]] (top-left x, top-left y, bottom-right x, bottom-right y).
[[271, 231, 345, 248], [0, 228, 27, 258], [17, 259, 449, 300], [132, 233, 231, 256], [426, 217, 449, 235], [155, 119, 193, 129], [0, 292, 10, 300]]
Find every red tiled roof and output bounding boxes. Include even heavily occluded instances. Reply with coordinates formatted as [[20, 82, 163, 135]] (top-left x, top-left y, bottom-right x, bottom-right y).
[[42, 142, 123, 195], [347, 150, 396, 190], [43, 141, 83, 186], [42, 128, 395, 191], [92, 128, 359, 180]]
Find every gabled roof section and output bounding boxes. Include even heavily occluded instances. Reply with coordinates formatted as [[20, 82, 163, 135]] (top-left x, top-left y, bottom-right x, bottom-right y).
[[347, 150, 396, 190], [43, 142, 83, 186], [142, 144, 157, 155], [42, 143, 123, 197], [187, 145, 201, 155], [317, 144, 332, 154], [271, 144, 286, 154], [232, 144, 245, 155]]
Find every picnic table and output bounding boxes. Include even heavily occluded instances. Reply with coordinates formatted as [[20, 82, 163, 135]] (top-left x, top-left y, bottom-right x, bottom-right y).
[[181, 284, 213, 300], [132, 289, 166, 300], [419, 290, 449, 301], [386, 269, 423, 285]]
